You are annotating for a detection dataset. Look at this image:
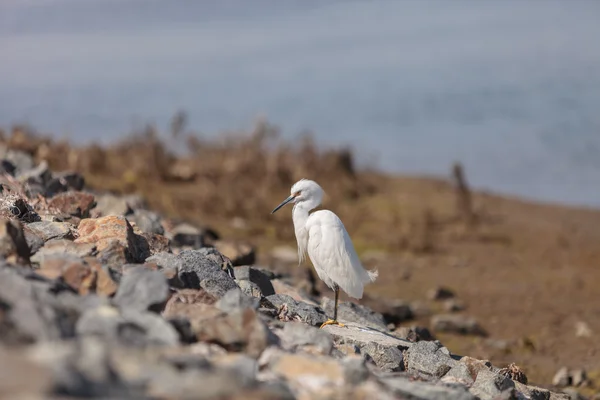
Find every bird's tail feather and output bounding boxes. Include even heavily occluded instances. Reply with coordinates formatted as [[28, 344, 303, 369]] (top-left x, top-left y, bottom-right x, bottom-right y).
[[366, 268, 378, 283]]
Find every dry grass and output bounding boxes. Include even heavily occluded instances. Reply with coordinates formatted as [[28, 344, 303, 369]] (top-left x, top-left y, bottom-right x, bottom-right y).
[[2, 119, 441, 252]]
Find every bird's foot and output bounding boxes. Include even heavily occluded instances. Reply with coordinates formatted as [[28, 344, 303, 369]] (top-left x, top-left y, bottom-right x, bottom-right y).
[[320, 319, 345, 329]]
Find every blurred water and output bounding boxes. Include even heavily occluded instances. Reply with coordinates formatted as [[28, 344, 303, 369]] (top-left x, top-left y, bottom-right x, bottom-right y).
[[1, 0, 600, 207]]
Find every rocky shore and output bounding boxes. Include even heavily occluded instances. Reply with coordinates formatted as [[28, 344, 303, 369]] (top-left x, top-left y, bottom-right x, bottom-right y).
[[0, 148, 587, 399]]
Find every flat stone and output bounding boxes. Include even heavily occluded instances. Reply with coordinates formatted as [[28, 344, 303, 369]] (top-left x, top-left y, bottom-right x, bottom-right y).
[[323, 323, 412, 372], [379, 375, 476, 400], [321, 297, 388, 330], [31, 238, 96, 264], [25, 221, 73, 242]]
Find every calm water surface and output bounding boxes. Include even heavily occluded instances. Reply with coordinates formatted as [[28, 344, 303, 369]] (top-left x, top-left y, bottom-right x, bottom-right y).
[[1, 0, 600, 206]]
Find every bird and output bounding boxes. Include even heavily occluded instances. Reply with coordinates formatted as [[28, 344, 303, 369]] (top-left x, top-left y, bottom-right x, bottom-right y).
[[271, 179, 378, 328]]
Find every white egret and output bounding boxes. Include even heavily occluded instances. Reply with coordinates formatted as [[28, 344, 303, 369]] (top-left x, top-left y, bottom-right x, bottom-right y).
[[271, 179, 378, 328]]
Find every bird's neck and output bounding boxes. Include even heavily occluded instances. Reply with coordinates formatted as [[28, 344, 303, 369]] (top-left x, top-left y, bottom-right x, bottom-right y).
[[292, 201, 315, 231]]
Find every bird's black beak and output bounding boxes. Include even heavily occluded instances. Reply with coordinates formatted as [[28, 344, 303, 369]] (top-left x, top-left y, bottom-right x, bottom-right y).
[[271, 195, 295, 214]]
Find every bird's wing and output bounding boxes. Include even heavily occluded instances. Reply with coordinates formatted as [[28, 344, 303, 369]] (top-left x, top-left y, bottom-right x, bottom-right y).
[[306, 210, 375, 299]]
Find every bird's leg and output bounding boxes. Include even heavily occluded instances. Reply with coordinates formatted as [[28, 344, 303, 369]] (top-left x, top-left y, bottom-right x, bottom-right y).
[[320, 285, 345, 328]]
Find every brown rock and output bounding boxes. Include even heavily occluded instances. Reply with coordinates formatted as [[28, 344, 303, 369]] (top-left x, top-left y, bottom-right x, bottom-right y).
[[0, 218, 30, 264], [459, 356, 493, 380], [140, 232, 171, 255], [195, 308, 273, 358], [37, 255, 117, 296], [75, 215, 150, 262], [48, 191, 96, 218], [86, 258, 119, 296], [214, 240, 255, 266], [164, 299, 273, 358]]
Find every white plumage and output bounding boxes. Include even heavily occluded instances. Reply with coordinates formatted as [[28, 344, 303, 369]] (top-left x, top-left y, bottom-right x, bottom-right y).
[[271, 179, 378, 327]]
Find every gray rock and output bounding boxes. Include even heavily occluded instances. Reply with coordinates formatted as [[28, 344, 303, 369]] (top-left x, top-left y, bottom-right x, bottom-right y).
[[44, 172, 85, 197], [168, 222, 205, 248], [469, 369, 516, 400], [94, 193, 146, 216], [404, 340, 457, 378], [0, 159, 16, 176], [216, 288, 259, 313], [23, 228, 44, 255], [266, 294, 327, 326], [444, 362, 475, 386], [76, 305, 180, 347], [129, 209, 164, 235], [365, 341, 405, 372], [552, 367, 589, 388], [444, 298, 467, 312], [213, 354, 258, 387], [234, 265, 275, 296], [514, 382, 554, 400], [31, 238, 96, 264], [0, 264, 90, 343], [237, 279, 263, 298], [321, 297, 388, 330], [5, 149, 34, 176], [322, 323, 412, 372], [431, 314, 487, 336], [279, 322, 334, 355], [146, 251, 183, 270], [342, 356, 370, 384], [0, 218, 31, 263], [176, 248, 239, 298], [25, 221, 73, 242], [27, 337, 137, 398], [380, 375, 476, 400], [113, 266, 170, 312]]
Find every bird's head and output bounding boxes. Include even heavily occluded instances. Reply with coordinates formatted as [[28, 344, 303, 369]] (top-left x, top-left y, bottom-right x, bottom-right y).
[[271, 179, 324, 214]]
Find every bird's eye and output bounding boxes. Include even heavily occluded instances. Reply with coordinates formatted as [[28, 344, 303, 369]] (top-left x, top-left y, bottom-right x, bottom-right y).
[[293, 191, 301, 197]]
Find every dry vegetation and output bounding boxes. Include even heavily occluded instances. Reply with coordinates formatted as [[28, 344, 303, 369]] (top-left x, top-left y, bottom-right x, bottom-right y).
[[1, 116, 600, 388]]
